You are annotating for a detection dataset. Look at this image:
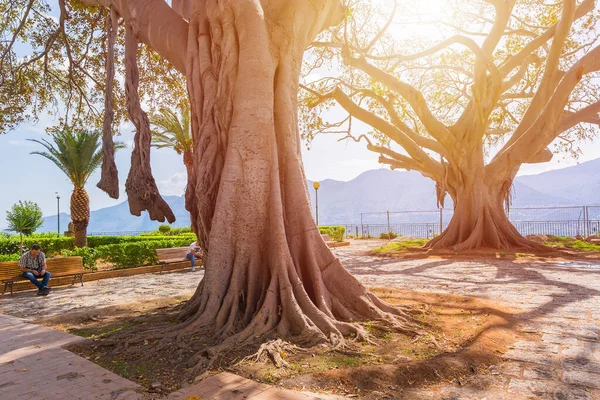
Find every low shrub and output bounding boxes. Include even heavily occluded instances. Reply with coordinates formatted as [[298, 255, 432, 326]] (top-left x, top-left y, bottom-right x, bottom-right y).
[[379, 232, 398, 240], [318, 226, 346, 242], [140, 226, 192, 236], [0, 254, 20, 262], [0, 236, 74, 256], [62, 238, 193, 270], [86, 234, 195, 247]]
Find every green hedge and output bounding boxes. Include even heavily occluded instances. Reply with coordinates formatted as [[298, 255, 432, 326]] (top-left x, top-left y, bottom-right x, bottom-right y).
[[0, 234, 196, 257], [86, 234, 195, 247], [0, 254, 20, 262], [62, 238, 193, 270], [318, 226, 346, 242], [0, 237, 75, 256]]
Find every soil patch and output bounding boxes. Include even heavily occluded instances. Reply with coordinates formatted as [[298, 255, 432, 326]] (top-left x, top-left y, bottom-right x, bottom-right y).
[[55, 288, 524, 398]]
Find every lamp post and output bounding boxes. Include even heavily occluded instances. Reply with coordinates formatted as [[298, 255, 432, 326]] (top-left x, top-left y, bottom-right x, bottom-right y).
[[55, 192, 60, 236], [313, 181, 320, 226]]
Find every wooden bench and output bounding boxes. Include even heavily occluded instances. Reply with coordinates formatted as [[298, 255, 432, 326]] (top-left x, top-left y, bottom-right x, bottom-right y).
[[156, 247, 201, 273], [0, 256, 88, 296]]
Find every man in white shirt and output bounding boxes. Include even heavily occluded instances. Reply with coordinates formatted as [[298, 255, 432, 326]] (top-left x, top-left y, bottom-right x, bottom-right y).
[[186, 241, 202, 272]]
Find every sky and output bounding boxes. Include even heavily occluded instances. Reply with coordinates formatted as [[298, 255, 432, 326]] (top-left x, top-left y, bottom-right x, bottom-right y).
[[1, 0, 600, 230]]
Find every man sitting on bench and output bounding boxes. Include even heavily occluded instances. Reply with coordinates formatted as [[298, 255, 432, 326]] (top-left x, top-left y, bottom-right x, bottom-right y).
[[19, 244, 51, 296], [187, 241, 202, 272]]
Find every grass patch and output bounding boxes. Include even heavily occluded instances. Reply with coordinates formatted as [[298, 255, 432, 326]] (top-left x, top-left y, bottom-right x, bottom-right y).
[[69, 322, 134, 339], [372, 239, 428, 254], [542, 236, 600, 252]]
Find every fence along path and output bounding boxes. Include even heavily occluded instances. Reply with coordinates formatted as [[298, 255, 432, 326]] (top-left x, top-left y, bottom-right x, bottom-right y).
[[343, 206, 600, 239]]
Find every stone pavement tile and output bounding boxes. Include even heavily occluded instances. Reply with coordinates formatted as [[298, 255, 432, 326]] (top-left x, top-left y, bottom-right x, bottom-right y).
[[562, 370, 600, 389], [563, 357, 600, 374], [0, 314, 141, 400], [167, 372, 251, 399], [502, 349, 554, 365], [250, 387, 284, 399], [541, 333, 579, 345], [523, 365, 556, 380], [507, 378, 559, 397], [511, 341, 560, 354]]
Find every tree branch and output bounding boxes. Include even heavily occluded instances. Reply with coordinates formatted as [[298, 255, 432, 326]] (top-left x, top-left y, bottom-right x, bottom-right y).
[[499, 0, 594, 78], [330, 87, 443, 178], [342, 56, 454, 148], [80, 0, 189, 73], [489, 44, 600, 173]]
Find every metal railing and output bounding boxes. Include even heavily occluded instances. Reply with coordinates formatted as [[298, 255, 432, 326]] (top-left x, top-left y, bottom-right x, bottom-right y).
[[341, 205, 600, 239]]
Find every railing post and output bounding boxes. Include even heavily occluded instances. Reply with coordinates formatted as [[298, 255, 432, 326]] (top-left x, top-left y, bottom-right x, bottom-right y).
[[360, 213, 364, 238], [386, 211, 391, 238], [584, 206, 589, 238]]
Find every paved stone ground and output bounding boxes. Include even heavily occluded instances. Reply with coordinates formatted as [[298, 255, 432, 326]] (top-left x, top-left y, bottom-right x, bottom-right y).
[[1, 240, 600, 399], [0, 269, 203, 320], [0, 314, 140, 400], [331, 240, 600, 399]]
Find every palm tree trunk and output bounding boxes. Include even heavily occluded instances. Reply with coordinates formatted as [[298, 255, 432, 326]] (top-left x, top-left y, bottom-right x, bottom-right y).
[[71, 187, 90, 247], [183, 149, 193, 178]]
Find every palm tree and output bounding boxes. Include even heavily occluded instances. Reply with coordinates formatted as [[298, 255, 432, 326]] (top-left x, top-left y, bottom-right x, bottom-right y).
[[149, 101, 193, 176], [29, 129, 123, 247]]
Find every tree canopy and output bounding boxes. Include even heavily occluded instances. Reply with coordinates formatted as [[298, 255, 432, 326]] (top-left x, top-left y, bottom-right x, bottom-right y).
[[6, 200, 44, 236], [301, 0, 600, 174], [0, 0, 185, 135]]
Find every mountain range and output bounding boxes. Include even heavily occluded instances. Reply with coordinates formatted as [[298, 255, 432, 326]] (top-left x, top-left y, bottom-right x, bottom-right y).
[[38, 158, 600, 232]]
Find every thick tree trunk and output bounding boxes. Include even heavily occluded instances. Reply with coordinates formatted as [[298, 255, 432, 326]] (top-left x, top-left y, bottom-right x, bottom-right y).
[[427, 162, 538, 251], [176, 0, 417, 361]]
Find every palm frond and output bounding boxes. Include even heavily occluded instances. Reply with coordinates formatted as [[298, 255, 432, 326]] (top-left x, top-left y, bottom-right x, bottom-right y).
[[149, 100, 193, 155], [30, 128, 123, 188]]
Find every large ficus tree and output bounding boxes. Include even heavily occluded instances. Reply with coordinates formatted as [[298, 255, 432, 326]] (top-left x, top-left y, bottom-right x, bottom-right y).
[[301, 0, 600, 251], [1, 0, 420, 367]]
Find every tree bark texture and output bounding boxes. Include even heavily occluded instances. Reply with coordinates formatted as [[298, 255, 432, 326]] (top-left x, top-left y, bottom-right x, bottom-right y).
[[70, 187, 90, 248], [177, 0, 417, 355]]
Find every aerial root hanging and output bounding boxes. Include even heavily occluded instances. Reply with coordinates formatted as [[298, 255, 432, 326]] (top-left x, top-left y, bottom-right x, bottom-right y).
[[123, 23, 175, 223], [97, 7, 120, 199]]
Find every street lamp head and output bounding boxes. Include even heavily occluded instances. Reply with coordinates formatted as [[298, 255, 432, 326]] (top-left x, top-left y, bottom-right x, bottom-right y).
[[313, 181, 320, 190]]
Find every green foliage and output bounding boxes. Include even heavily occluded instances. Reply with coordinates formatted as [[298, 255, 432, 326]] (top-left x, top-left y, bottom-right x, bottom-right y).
[[541, 236, 600, 253], [61, 247, 98, 270], [141, 227, 193, 236], [379, 232, 399, 240], [5, 201, 44, 236], [62, 238, 192, 270], [1, 1, 185, 134], [0, 234, 196, 259], [29, 128, 123, 188], [0, 254, 20, 262], [318, 226, 346, 242], [372, 239, 428, 254], [0, 236, 74, 256], [150, 101, 193, 154], [86, 234, 195, 247], [158, 224, 171, 234]]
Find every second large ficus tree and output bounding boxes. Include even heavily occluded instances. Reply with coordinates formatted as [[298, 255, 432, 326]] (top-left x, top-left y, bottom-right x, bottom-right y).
[[302, 0, 600, 251]]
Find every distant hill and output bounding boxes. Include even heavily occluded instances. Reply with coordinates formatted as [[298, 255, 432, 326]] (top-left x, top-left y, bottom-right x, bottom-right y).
[[38, 158, 600, 232]]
